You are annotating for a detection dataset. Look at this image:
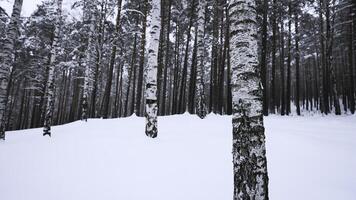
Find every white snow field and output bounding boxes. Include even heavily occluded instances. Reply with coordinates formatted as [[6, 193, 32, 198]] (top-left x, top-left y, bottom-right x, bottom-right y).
[[1, 114, 356, 200]]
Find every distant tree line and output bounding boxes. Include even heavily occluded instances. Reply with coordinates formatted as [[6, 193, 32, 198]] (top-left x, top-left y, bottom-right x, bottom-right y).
[[0, 0, 355, 135]]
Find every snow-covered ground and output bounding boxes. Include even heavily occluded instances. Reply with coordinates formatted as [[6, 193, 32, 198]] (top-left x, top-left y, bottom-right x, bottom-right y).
[[0, 114, 355, 200]]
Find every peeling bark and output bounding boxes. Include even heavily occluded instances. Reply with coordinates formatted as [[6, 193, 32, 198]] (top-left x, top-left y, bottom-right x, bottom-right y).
[[230, 0, 269, 198]]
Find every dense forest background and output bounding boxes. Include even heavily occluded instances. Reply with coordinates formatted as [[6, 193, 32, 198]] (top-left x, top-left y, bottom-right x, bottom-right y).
[[0, 0, 355, 132]]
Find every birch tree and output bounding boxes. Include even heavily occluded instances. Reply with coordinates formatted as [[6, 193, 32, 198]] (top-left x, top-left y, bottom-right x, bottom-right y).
[[145, 0, 161, 138], [43, 0, 63, 136], [195, 0, 207, 119], [0, 0, 23, 140], [230, 0, 269, 198]]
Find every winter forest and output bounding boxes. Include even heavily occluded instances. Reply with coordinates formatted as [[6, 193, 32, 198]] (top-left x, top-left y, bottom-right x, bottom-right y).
[[0, 0, 356, 199]]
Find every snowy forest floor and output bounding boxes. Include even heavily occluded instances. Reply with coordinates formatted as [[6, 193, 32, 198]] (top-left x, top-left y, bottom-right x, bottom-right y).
[[1, 114, 356, 200]]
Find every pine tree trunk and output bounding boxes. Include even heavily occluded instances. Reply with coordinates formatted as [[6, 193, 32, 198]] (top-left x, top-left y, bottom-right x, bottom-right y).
[[295, 7, 301, 116], [0, 0, 23, 139], [135, 0, 148, 117], [286, 1, 292, 115], [260, 0, 269, 116], [319, 0, 326, 114], [210, 0, 219, 113], [188, 30, 198, 114], [43, 0, 63, 136], [102, 0, 122, 119], [225, 5, 232, 116], [271, 0, 277, 114], [161, 0, 172, 116], [172, 23, 180, 114], [230, 0, 269, 198], [82, 1, 95, 122], [348, 4, 355, 114], [280, 16, 286, 116], [327, 0, 341, 115], [125, 34, 138, 117], [178, 0, 196, 114], [145, 0, 161, 138]]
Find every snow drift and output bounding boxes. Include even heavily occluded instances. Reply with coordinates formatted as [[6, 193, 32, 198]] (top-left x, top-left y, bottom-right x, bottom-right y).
[[0, 114, 355, 200]]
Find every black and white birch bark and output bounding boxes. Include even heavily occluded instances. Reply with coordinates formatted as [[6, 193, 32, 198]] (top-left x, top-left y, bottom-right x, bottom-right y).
[[195, 0, 207, 119], [43, 0, 63, 136], [0, 0, 23, 140], [229, 0, 269, 199], [145, 0, 161, 138]]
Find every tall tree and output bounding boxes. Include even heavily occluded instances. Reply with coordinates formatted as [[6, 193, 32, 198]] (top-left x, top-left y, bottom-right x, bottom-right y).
[[295, 2, 301, 116], [286, 1, 292, 115], [260, 0, 269, 116], [270, 0, 277, 114], [195, 0, 207, 119], [135, 0, 148, 116], [161, 0, 172, 115], [81, 1, 96, 122], [101, 0, 122, 119], [0, 0, 23, 139], [145, 0, 161, 138], [43, 0, 63, 136], [230, 0, 269, 198], [178, 0, 196, 113], [280, 8, 286, 116], [348, 1, 355, 114], [318, 0, 328, 114]]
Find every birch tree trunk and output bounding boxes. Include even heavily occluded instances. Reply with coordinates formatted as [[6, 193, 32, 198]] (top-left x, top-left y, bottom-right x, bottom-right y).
[[145, 0, 161, 138], [43, 0, 63, 136], [195, 0, 207, 119], [0, 0, 23, 140], [230, 0, 269, 198]]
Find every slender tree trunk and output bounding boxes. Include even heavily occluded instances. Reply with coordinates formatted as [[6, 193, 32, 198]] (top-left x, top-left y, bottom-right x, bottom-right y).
[[145, 0, 161, 138], [118, 61, 124, 117], [178, 0, 196, 113], [319, 0, 326, 114], [82, 1, 95, 122], [270, 0, 277, 114], [125, 34, 138, 117], [225, 5, 232, 115], [195, 0, 207, 118], [102, 0, 122, 119], [17, 81, 26, 130], [286, 1, 292, 115], [280, 15, 286, 116], [260, 0, 269, 116], [210, 0, 219, 113], [113, 60, 123, 117], [135, 0, 148, 116], [188, 29, 198, 114], [172, 23, 180, 114], [161, 0, 172, 115], [348, 5, 355, 114], [326, 0, 341, 115], [43, 0, 63, 137], [230, 0, 269, 198], [295, 7, 301, 116]]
